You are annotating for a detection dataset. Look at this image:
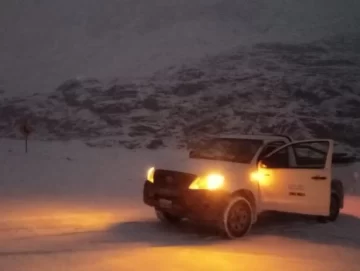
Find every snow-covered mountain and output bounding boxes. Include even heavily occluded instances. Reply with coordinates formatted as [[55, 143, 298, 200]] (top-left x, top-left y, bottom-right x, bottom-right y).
[[1, 0, 360, 96], [1, 34, 360, 154]]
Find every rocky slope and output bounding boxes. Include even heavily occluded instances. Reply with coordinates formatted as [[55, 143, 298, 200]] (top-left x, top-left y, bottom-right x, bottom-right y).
[[1, 34, 360, 154]]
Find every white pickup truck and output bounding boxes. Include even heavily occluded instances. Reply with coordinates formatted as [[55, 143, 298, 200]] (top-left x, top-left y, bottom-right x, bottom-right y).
[[143, 134, 352, 239]]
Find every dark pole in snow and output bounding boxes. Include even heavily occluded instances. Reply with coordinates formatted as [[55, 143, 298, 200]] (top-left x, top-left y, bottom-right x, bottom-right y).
[[20, 120, 32, 154]]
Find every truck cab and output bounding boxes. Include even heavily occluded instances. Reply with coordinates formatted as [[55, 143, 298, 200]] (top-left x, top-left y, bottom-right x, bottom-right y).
[[143, 134, 346, 239]]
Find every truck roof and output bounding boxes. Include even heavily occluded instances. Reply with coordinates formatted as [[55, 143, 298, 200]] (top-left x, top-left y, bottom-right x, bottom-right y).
[[212, 134, 292, 142]]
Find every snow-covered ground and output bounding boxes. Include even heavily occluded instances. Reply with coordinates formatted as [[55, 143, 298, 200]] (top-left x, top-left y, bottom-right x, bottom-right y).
[[1, 138, 360, 270], [2, 33, 360, 152]]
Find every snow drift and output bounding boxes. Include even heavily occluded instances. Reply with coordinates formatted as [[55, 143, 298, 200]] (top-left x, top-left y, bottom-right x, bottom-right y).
[[1, 34, 360, 154]]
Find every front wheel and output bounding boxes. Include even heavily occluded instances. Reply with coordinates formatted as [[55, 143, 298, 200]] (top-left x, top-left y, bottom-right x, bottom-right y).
[[155, 209, 182, 224], [220, 196, 253, 239]]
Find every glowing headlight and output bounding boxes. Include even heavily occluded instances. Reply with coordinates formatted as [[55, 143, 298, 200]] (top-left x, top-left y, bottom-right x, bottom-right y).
[[147, 167, 155, 183], [189, 174, 224, 190]]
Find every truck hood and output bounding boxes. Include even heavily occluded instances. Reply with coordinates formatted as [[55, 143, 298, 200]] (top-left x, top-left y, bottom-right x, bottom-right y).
[[155, 157, 255, 189]]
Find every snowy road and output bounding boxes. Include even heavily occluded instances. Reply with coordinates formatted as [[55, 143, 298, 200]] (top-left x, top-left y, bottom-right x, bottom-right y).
[[1, 197, 360, 271], [1, 139, 360, 270]]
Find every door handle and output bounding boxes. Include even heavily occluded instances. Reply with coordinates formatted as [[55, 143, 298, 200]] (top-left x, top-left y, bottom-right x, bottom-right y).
[[312, 175, 327, 180]]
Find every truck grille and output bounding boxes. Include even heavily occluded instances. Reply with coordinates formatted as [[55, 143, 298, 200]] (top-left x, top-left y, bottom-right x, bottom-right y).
[[154, 169, 197, 190]]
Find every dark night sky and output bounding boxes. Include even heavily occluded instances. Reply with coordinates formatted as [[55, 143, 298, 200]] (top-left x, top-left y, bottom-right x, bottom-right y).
[[1, 0, 359, 96]]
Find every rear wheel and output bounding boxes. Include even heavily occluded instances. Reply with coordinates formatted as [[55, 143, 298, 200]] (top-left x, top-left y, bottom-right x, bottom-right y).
[[220, 196, 253, 239], [317, 195, 340, 223], [328, 195, 340, 222], [155, 209, 182, 224]]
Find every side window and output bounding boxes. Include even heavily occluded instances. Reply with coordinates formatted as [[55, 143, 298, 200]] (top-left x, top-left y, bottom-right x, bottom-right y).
[[262, 141, 329, 169], [261, 146, 289, 168], [258, 141, 286, 160], [293, 141, 329, 168]]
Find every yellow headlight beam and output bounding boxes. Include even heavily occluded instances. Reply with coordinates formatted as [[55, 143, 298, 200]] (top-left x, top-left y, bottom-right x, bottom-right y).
[[206, 174, 225, 190], [189, 174, 224, 190]]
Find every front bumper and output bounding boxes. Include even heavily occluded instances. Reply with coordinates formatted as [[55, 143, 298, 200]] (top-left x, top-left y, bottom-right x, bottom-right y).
[[143, 180, 229, 222]]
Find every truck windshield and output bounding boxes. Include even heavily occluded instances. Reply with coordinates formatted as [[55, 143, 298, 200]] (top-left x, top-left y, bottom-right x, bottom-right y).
[[189, 138, 263, 163]]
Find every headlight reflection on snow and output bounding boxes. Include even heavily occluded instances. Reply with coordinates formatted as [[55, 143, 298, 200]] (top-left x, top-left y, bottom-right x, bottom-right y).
[[46, 211, 115, 228], [2, 204, 117, 237]]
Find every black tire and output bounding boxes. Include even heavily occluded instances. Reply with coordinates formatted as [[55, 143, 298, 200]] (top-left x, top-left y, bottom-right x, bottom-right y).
[[317, 195, 340, 223], [317, 216, 328, 223], [155, 209, 182, 224], [220, 196, 253, 239], [328, 195, 340, 222]]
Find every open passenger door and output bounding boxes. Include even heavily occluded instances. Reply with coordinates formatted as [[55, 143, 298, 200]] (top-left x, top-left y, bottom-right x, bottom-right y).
[[257, 139, 334, 216]]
